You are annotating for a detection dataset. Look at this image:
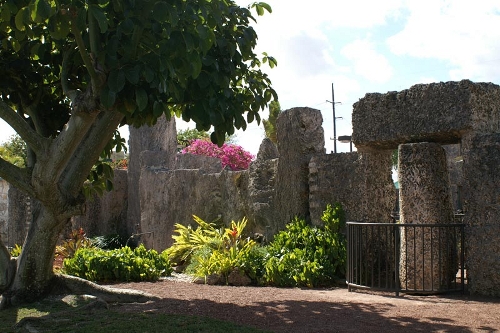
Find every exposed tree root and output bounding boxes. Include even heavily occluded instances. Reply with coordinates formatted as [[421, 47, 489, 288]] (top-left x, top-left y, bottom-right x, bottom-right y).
[[51, 274, 159, 303], [0, 274, 159, 311]]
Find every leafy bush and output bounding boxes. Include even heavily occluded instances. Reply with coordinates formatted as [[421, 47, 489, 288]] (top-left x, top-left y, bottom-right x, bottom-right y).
[[62, 244, 172, 282], [264, 203, 346, 288], [182, 139, 254, 171], [166, 215, 226, 267], [167, 216, 266, 284], [55, 228, 94, 259]]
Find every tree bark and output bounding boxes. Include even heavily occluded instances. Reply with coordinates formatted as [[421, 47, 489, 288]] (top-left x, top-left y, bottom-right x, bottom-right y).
[[2, 203, 67, 306]]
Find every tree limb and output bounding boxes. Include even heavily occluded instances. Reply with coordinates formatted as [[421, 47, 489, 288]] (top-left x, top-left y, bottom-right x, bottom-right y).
[[61, 109, 124, 197], [46, 110, 98, 182], [70, 15, 99, 96], [0, 101, 47, 156], [61, 47, 78, 103], [0, 157, 34, 197]]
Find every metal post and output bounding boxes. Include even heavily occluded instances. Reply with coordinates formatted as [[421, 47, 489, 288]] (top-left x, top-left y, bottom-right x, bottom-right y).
[[332, 83, 337, 154]]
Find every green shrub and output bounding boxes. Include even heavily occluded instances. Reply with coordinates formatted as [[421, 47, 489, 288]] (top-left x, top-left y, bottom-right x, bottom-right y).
[[263, 203, 346, 288], [62, 244, 172, 282], [168, 216, 266, 284], [166, 215, 226, 267]]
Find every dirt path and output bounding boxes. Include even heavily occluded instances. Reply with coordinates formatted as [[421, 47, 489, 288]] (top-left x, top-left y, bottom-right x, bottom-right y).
[[111, 279, 500, 332]]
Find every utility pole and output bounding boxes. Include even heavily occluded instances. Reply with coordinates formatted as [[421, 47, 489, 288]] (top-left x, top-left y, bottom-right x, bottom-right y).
[[326, 83, 341, 153]]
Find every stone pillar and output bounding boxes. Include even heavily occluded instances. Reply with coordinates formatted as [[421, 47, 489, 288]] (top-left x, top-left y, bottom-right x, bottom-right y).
[[398, 142, 456, 291], [462, 133, 500, 296], [274, 107, 324, 232], [247, 138, 278, 236], [127, 115, 177, 237]]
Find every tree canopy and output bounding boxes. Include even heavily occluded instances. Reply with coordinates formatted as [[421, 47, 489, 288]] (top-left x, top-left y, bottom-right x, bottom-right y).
[[263, 100, 281, 143], [0, 0, 277, 307]]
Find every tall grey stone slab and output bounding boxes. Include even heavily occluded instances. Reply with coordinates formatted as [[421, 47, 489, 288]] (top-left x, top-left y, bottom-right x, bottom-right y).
[[139, 164, 250, 251], [275, 107, 325, 231], [398, 142, 457, 291], [462, 133, 500, 296], [247, 138, 278, 237], [352, 80, 500, 150], [71, 169, 128, 238], [127, 115, 177, 237], [443, 144, 463, 212], [309, 151, 395, 225]]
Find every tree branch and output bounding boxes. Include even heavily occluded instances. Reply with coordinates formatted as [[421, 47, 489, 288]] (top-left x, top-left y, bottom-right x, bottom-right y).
[[46, 110, 98, 182], [0, 101, 47, 156], [61, 109, 124, 197], [61, 48, 78, 103], [0, 157, 34, 197], [70, 15, 99, 96]]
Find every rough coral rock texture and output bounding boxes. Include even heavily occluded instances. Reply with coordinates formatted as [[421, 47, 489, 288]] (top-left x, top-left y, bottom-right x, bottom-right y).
[[352, 80, 500, 150], [274, 107, 325, 230], [71, 170, 128, 238], [398, 142, 457, 291], [309, 152, 395, 225], [127, 115, 177, 236], [461, 133, 500, 296], [247, 138, 278, 236]]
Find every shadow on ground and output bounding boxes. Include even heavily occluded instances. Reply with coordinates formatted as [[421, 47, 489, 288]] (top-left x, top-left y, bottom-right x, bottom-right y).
[[114, 293, 494, 333]]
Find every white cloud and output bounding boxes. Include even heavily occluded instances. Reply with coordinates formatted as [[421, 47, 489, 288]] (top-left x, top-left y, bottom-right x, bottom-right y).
[[387, 0, 500, 81], [341, 39, 394, 83]]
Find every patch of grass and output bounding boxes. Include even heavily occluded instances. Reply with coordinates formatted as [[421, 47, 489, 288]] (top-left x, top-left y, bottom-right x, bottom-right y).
[[0, 295, 270, 333]]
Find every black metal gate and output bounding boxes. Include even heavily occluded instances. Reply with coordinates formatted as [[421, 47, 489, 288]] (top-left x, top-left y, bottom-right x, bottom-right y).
[[346, 222, 465, 296]]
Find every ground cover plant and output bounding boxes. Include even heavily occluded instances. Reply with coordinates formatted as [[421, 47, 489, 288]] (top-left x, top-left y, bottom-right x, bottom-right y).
[[63, 244, 172, 282], [167, 216, 265, 284], [264, 203, 346, 287], [167, 204, 346, 287]]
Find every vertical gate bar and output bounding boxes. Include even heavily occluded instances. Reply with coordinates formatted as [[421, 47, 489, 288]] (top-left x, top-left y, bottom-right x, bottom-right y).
[[377, 225, 381, 288], [421, 226, 425, 292], [370, 225, 374, 288], [347, 223, 351, 291], [430, 226, 434, 291], [358, 224, 362, 286], [461, 224, 465, 293], [438, 226, 442, 290], [395, 224, 400, 297]]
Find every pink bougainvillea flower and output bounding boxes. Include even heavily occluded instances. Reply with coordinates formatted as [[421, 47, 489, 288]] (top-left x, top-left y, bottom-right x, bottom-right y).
[[182, 139, 254, 170]]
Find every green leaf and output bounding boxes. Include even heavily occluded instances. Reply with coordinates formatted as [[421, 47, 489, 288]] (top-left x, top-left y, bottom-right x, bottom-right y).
[[153, 101, 164, 117], [1, 4, 11, 22], [49, 12, 70, 40], [135, 88, 148, 111], [89, 4, 108, 33], [152, 1, 169, 22], [108, 69, 126, 93], [188, 52, 202, 79], [100, 85, 116, 108], [15, 7, 29, 31], [124, 65, 140, 84], [31, 0, 51, 23]]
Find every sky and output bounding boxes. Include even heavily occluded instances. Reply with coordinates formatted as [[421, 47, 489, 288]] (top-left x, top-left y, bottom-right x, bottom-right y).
[[1, 0, 499, 155]]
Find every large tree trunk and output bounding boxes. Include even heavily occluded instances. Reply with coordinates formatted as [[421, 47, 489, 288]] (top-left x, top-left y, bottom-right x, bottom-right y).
[[1, 203, 67, 306]]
